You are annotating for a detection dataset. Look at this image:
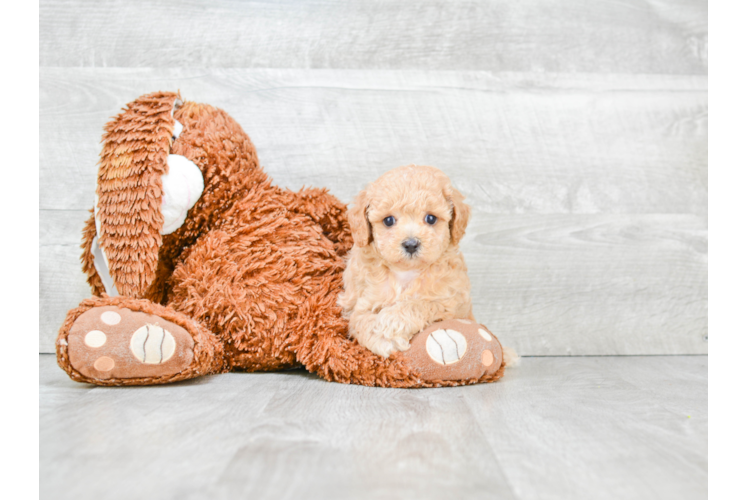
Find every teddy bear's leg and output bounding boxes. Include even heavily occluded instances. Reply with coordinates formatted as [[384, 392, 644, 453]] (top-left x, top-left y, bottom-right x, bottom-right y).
[[275, 280, 423, 387], [57, 296, 228, 386], [290, 287, 506, 388], [165, 227, 306, 373]]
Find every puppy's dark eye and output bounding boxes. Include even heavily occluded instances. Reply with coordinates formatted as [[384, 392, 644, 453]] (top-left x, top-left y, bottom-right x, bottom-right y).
[[383, 216, 396, 227], [425, 214, 437, 225]]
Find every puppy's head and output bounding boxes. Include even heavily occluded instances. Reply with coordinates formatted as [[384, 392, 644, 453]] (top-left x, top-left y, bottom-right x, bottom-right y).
[[349, 165, 470, 269]]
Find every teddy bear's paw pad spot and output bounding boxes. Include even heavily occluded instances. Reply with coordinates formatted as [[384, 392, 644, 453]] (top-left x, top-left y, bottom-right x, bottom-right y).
[[477, 328, 493, 342], [100, 311, 121, 325], [426, 329, 467, 365], [481, 350, 495, 366], [64, 306, 195, 381], [130, 325, 176, 364], [84, 330, 107, 348], [93, 356, 115, 372]]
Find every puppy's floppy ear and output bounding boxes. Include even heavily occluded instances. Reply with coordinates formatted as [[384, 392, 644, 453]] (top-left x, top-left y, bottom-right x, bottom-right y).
[[348, 188, 372, 247], [444, 183, 471, 244]]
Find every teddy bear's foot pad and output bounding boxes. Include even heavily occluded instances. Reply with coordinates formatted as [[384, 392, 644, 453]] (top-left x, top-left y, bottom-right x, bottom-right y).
[[66, 306, 195, 381], [403, 319, 504, 383]]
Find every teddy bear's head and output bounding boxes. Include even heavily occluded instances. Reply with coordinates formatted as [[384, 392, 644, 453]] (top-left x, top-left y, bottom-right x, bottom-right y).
[[83, 91, 267, 300]]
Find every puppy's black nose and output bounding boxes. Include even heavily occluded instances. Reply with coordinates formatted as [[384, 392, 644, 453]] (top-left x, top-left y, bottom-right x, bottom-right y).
[[402, 238, 420, 255]]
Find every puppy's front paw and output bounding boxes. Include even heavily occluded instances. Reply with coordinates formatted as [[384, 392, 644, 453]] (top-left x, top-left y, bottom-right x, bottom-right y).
[[368, 337, 410, 358], [391, 336, 411, 352], [365, 313, 418, 357], [374, 312, 419, 341]]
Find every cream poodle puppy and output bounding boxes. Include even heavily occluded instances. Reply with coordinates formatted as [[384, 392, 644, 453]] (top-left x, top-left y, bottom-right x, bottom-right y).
[[339, 165, 474, 357]]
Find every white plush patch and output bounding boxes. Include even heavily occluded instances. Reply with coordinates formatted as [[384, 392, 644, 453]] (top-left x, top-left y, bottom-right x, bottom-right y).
[[90, 236, 119, 296], [456, 319, 473, 325], [130, 325, 176, 364], [160, 154, 204, 235], [173, 119, 183, 139], [171, 99, 183, 138], [426, 329, 467, 365]]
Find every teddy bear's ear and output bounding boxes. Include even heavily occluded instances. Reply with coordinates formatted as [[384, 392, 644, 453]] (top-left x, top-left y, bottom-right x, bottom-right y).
[[92, 91, 183, 298], [348, 188, 373, 247]]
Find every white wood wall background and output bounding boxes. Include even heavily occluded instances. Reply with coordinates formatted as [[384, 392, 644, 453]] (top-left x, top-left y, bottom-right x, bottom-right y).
[[39, 1, 707, 355]]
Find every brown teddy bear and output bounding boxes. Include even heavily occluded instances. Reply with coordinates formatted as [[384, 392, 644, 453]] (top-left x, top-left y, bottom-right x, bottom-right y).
[[55, 91, 506, 387]]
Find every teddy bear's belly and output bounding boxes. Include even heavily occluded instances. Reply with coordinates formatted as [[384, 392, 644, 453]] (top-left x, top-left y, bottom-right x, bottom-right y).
[[164, 210, 347, 371]]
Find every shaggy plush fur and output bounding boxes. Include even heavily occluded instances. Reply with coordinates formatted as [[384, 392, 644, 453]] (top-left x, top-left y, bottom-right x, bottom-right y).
[[57, 91, 506, 388], [339, 165, 474, 357]]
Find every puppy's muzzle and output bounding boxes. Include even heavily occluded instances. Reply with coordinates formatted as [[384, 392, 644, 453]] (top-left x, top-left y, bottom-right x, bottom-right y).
[[402, 238, 420, 256]]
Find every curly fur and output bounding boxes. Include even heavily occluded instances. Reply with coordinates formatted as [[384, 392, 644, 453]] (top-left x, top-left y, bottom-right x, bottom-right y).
[[339, 165, 475, 357], [60, 92, 506, 388]]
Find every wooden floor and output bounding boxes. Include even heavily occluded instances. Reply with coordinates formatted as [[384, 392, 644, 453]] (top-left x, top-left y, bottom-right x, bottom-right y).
[[39, 354, 707, 500]]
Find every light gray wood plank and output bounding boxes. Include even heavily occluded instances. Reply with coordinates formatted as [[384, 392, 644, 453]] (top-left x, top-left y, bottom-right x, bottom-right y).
[[38, 68, 707, 354], [466, 213, 707, 355], [463, 356, 707, 500], [39, 0, 707, 75], [40, 68, 707, 215], [39, 354, 707, 500], [39, 210, 92, 353]]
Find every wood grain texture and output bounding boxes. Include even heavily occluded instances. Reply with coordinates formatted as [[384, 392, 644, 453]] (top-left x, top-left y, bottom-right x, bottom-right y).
[[40, 68, 707, 214], [39, 209, 94, 351], [39, 354, 708, 500], [466, 213, 707, 355], [39, 0, 707, 74], [38, 68, 707, 354]]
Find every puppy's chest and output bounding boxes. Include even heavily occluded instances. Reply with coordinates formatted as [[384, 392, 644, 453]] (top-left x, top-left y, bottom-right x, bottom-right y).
[[394, 270, 420, 288], [383, 270, 421, 298]]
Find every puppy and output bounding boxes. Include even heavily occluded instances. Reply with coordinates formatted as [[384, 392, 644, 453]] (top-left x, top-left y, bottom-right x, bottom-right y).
[[338, 165, 474, 357]]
